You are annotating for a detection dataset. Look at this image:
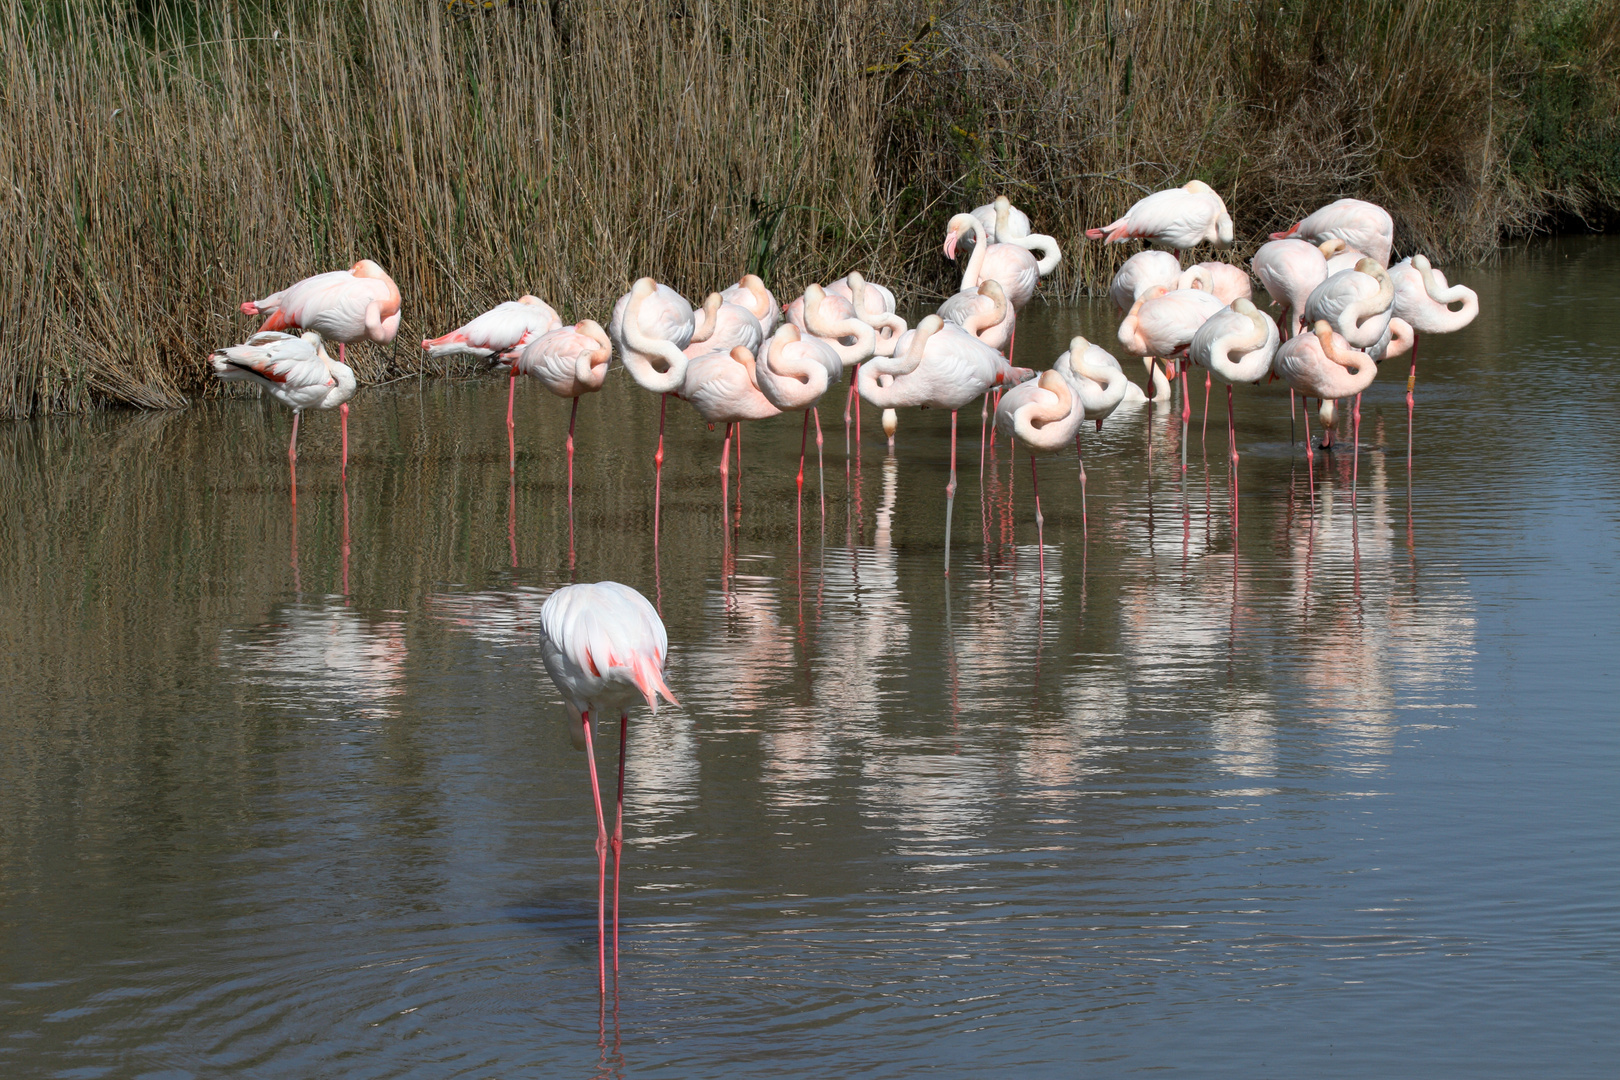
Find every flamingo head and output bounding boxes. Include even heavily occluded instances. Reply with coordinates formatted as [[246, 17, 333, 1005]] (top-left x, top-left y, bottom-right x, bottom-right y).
[[1318, 238, 1346, 258], [1412, 254, 1432, 272], [1184, 179, 1215, 195], [1313, 319, 1334, 349], [943, 213, 978, 261], [518, 294, 545, 306]]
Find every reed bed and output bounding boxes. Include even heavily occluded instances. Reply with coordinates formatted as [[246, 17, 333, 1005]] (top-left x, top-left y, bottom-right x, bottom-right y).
[[2, 0, 1615, 418]]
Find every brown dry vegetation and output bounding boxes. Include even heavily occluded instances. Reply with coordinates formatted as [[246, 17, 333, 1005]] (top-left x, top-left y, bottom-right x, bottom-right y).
[[2, 0, 1616, 418]]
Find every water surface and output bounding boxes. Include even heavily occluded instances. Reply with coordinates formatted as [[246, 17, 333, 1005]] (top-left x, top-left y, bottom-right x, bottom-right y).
[[2, 239, 1617, 1077]]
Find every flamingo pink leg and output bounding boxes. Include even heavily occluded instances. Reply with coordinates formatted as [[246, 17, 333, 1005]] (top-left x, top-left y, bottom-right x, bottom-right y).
[[1180, 361, 1191, 424], [1228, 385, 1239, 530], [1352, 392, 1362, 507], [567, 397, 578, 512], [1202, 371, 1211, 447], [1407, 331, 1420, 470], [844, 368, 856, 457], [1030, 453, 1045, 581], [613, 711, 627, 975], [653, 394, 666, 547], [507, 372, 518, 474], [943, 411, 958, 576], [580, 709, 609, 995], [340, 403, 349, 476], [813, 407, 825, 521], [1302, 398, 1316, 505], [288, 410, 301, 464], [796, 410, 809, 552], [1074, 431, 1089, 541]]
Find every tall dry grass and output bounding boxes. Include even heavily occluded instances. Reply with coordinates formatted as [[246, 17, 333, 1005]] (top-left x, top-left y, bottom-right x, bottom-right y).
[[1, 0, 1615, 418]]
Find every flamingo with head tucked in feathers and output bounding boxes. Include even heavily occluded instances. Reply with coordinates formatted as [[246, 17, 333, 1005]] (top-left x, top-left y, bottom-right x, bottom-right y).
[[1270, 198, 1394, 268], [1086, 181, 1234, 250], [858, 315, 1034, 574], [720, 274, 781, 336], [1304, 258, 1395, 350], [1188, 299, 1280, 476], [536, 580, 679, 996], [827, 272, 905, 448], [753, 323, 843, 534], [612, 278, 697, 536], [1273, 321, 1380, 496], [498, 320, 612, 507], [241, 260, 402, 373], [211, 330, 357, 475]]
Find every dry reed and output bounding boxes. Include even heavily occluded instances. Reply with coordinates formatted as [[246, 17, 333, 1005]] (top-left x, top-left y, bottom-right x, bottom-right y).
[[1, 0, 1614, 418]]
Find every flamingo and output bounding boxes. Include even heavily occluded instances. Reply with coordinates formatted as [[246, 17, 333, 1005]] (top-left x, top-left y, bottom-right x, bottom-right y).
[[1253, 238, 1346, 337], [535, 580, 679, 994], [939, 278, 1015, 353], [1118, 285, 1225, 426], [995, 336, 1130, 549], [686, 293, 765, 358], [499, 320, 612, 509], [1270, 198, 1394, 268], [1389, 254, 1479, 436], [423, 295, 564, 471], [211, 331, 356, 473], [720, 274, 782, 336], [943, 213, 1042, 310], [752, 324, 842, 535], [1303, 257, 1395, 349], [681, 344, 781, 517], [1178, 262, 1253, 304], [970, 196, 1062, 277], [1085, 180, 1234, 249], [612, 278, 697, 537], [857, 315, 1034, 573], [826, 272, 904, 449], [1188, 299, 1280, 478], [1273, 322, 1380, 498], [240, 259, 402, 371], [1109, 250, 1184, 313], [787, 284, 878, 452]]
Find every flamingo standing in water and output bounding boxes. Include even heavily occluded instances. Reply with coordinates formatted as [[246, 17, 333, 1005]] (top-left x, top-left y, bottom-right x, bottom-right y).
[[939, 278, 1015, 353], [681, 344, 781, 522], [1086, 181, 1234, 250], [1253, 239, 1347, 337], [536, 581, 679, 994], [500, 320, 612, 509], [1304, 258, 1395, 350], [423, 295, 564, 471], [238, 260, 399, 471], [687, 292, 765, 358], [1188, 299, 1281, 499], [1270, 198, 1395, 268], [1109, 250, 1184, 399], [827, 272, 905, 449], [1273, 321, 1380, 499], [1118, 285, 1225, 431], [858, 315, 1033, 574], [995, 336, 1130, 554], [721, 274, 782, 336], [944, 212, 1043, 310], [752, 323, 843, 538], [612, 278, 697, 537], [970, 196, 1063, 279], [1389, 254, 1479, 435], [211, 331, 356, 478]]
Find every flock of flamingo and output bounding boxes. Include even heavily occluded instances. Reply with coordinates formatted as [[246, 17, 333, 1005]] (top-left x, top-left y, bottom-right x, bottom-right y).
[[208, 181, 1480, 993]]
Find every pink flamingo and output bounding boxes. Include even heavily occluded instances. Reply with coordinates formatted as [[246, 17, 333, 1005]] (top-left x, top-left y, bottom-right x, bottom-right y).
[[939, 278, 1015, 353], [423, 295, 563, 471], [612, 278, 697, 535], [1389, 254, 1478, 422], [1085, 180, 1234, 249], [681, 344, 781, 520], [1118, 285, 1225, 427], [787, 284, 878, 451], [720, 274, 782, 336], [1303, 257, 1395, 349], [1253, 238, 1347, 337], [536, 580, 679, 994], [211, 331, 356, 475], [753, 324, 842, 533], [687, 292, 765, 358], [1270, 198, 1394, 268], [500, 320, 612, 509], [858, 315, 1034, 574], [1273, 321, 1379, 500], [943, 212, 1043, 310], [1109, 250, 1183, 312], [970, 195, 1063, 277], [995, 336, 1130, 549], [1178, 261, 1253, 304], [826, 272, 905, 449], [240, 259, 402, 371], [1188, 299, 1280, 480]]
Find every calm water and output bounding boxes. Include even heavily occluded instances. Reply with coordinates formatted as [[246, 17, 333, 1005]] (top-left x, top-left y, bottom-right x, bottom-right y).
[[3, 239, 1617, 1078]]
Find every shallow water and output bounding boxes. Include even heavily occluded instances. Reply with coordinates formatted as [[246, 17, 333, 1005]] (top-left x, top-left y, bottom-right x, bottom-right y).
[[2, 238, 1617, 1078]]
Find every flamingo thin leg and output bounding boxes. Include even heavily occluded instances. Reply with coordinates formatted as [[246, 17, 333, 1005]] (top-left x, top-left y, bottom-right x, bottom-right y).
[[1030, 453, 1045, 582], [340, 403, 349, 476], [613, 711, 627, 975], [507, 372, 517, 474], [1202, 371, 1211, 447], [1074, 431, 1089, 541], [1407, 331, 1420, 471], [653, 394, 666, 548], [288, 410, 300, 464], [580, 710, 608, 995], [813, 407, 825, 521], [1352, 392, 1362, 507], [944, 411, 958, 576], [567, 396, 578, 512]]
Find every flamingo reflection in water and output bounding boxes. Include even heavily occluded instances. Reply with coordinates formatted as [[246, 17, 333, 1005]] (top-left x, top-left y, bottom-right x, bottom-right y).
[[224, 602, 407, 720]]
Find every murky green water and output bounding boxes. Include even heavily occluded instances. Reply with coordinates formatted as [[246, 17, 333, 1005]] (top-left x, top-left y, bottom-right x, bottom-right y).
[[3, 239, 1617, 1077]]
